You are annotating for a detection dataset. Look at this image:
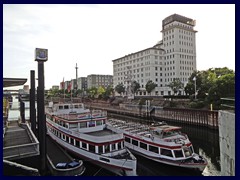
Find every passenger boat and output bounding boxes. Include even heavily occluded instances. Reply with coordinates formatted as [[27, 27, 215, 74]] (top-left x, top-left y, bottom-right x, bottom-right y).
[[107, 119, 208, 172], [45, 102, 137, 176]]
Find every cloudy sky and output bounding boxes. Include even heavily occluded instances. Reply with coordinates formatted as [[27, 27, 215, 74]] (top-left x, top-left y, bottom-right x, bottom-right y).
[[3, 4, 235, 89]]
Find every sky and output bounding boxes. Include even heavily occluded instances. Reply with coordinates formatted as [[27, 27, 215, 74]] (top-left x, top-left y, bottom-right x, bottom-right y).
[[3, 4, 235, 90]]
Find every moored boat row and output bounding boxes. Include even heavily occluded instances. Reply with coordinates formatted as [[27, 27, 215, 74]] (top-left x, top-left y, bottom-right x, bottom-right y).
[[45, 101, 207, 176]]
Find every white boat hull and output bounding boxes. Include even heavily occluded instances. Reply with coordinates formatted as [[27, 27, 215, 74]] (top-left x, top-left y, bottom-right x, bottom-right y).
[[47, 130, 137, 176]]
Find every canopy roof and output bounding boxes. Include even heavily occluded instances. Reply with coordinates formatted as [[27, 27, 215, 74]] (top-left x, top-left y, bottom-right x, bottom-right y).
[[3, 78, 27, 88]]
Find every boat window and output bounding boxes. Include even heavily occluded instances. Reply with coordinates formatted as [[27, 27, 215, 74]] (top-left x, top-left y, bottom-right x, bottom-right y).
[[149, 145, 159, 154], [69, 123, 78, 129], [62, 134, 66, 141], [89, 144, 95, 153], [64, 105, 69, 109], [105, 144, 110, 153], [59, 106, 63, 110], [174, 150, 184, 158], [69, 104, 73, 109], [66, 136, 69, 143], [89, 121, 95, 127], [62, 122, 66, 128], [80, 122, 87, 128], [153, 130, 160, 136], [125, 137, 131, 143], [160, 148, 173, 157], [183, 147, 192, 157], [65, 123, 69, 129], [76, 140, 80, 148], [79, 104, 83, 108], [140, 142, 148, 150], [96, 120, 102, 126], [132, 139, 139, 146], [57, 131, 59, 137], [99, 146, 103, 154], [70, 138, 74, 145], [111, 143, 116, 151], [74, 105, 78, 108], [117, 142, 122, 150], [82, 142, 87, 149]]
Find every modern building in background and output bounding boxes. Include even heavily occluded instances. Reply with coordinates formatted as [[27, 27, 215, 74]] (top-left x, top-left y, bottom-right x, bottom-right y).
[[77, 77, 87, 91], [60, 75, 113, 91], [51, 85, 59, 90], [87, 74, 113, 89], [112, 14, 197, 96]]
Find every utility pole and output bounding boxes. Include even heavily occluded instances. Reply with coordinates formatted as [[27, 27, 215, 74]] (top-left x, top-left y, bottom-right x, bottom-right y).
[[193, 77, 197, 100], [75, 63, 78, 91]]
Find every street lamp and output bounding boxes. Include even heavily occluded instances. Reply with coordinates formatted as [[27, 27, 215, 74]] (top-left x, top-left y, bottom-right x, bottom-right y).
[[193, 77, 196, 100]]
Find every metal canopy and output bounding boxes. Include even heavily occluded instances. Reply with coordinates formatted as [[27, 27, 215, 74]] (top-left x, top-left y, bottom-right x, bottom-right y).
[[3, 78, 27, 88]]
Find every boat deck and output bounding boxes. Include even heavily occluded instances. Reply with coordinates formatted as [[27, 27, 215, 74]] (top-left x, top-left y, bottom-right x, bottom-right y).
[[107, 119, 150, 135], [85, 128, 117, 136]]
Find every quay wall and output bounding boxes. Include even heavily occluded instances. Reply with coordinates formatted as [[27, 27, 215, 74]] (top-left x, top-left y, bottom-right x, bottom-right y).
[[84, 102, 219, 129], [218, 110, 235, 176]]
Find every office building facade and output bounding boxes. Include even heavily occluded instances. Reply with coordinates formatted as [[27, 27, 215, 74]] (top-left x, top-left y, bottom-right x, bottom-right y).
[[112, 14, 197, 96]]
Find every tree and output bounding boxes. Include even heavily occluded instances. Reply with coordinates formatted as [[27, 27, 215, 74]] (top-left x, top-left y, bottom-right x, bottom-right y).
[[145, 80, 157, 96], [87, 87, 98, 98], [167, 78, 184, 95], [115, 83, 125, 96], [131, 80, 140, 95], [76, 89, 84, 97], [185, 67, 235, 109], [97, 86, 105, 98], [103, 85, 114, 99], [48, 88, 59, 97]]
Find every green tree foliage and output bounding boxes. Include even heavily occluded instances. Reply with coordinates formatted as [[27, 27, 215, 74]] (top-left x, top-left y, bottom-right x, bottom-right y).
[[167, 78, 184, 95], [76, 89, 84, 97], [103, 85, 114, 99], [185, 67, 235, 109], [87, 87, 98, 98], [48, 88, 60, 97], [131, 80, 140, 94], [115, 83, 125, 95], [145, 80, 157, 95], [97, 86, 105, 96]]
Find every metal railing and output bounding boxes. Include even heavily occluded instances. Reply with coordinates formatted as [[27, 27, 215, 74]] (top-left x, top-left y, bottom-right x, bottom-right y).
[[221, 98, 235, 112]]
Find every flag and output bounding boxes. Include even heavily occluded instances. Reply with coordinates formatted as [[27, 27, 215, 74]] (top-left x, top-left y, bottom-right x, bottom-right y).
[[67, 82, 72, 93]]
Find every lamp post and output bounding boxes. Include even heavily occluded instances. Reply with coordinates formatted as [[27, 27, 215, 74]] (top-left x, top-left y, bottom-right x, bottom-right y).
[[35, 48, 48, 175], [193, 77, 196, 100]]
